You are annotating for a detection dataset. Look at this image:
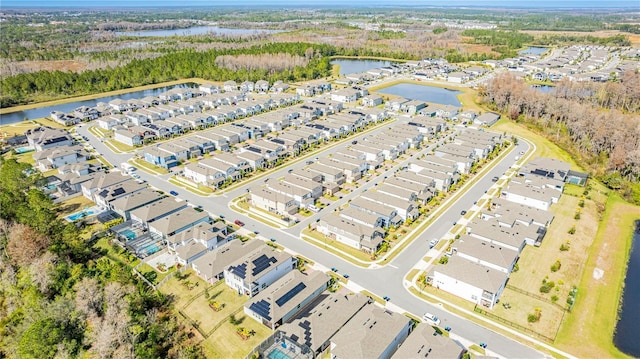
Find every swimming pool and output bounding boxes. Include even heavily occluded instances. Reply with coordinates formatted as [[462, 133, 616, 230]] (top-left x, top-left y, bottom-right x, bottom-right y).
[[65, 206, 100, 222], [15, 147, 34, 154], [120, 229, 136, 240], [267, 349, 294, 359], [142, 243, 160, 255]]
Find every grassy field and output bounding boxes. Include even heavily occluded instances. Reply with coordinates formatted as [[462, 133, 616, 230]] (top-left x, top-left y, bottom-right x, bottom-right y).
[[56, 195, 96, 217], [487, 118, 639, 357], [555, 193, 639, 358]]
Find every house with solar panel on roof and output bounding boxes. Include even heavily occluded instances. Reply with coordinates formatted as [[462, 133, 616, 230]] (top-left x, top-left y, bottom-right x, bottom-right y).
[[224, 245, 297, 297], [244, 271, 330, 330]]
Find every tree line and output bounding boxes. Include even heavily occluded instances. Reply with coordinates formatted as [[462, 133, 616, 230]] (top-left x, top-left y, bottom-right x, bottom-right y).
[[0, 157, 204, 359], [480, 72, 640, 203], [0, 42, 336, 108]]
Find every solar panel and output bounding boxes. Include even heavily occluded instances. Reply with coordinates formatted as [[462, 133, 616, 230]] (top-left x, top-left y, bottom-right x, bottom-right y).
[[230, 263, 247, 279], [98, 189, 109, 198], [249, 300, 272, 321], [252, 254, 273, 276], [112, 187, 125, 196], [275, 283, 307, 307]]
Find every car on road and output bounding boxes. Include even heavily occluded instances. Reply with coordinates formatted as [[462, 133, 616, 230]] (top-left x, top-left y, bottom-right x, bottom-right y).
[[288, 169, 294, 173], [270, 238, 276, 242], [352, 140, 358, 145], [342, 274, 349, 279], [331, 267, 338, 272], [169, 190, 179, 196], [519, 151, 525, 155], [234, 220, 245, 226], [219, 214, 225, 219], [491, 176, 499, 182], [479, 342, 488, 349], [253, 230, 259, 235], [423, 312, 441, 325], [308, 204, 320, 212], [460, 210, 467, 215], [429, 239, 438, 248], [383, 296, 391, 301]]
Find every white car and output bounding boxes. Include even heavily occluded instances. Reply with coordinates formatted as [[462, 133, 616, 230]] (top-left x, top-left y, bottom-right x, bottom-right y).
[[423, 312, 441, 326]]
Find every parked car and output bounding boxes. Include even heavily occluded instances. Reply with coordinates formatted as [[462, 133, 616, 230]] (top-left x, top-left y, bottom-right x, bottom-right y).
[[343, 274, 349, 279], [352, 140, 358, 145], [429, 239, 438, 249], [383, 296, 391, 301], [491, 176, 499, 182], [331, 267, 338, 272], [234, 220, 245, 226], [423, 312, 441, 326], [460, 210, 467, 215], [169, 190, 179, 196]]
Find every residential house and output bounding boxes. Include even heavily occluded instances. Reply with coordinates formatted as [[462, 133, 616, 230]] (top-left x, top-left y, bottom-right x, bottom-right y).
[[110, 189, 165, 220], [429, 255, 508, 309], [361, 94, 383, 107], [280, 293, 370, 356], [148, 207, 210, 239], [317, 214, 385, 254], [168, 221, 232, 265], [250, 186, 299, 217], [33, 145, 88, 171], [392, 324, 465, 359], [224, 245, 297, 297], [94, 181, 147, 210], [453, 234, 519, 273], [192, 239, 263, 283], [361, 191, 418, 221], [330, 304, 412, 359], [26, 127, 73, 151], [81, 171, 132, 201], [130, 198, 189, 228], [244, 271, 330, 330], [474, 112, 501, 126]]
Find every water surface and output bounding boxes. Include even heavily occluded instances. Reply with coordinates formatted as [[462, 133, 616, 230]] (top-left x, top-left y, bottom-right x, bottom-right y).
[[614, 221, 640, 357], [377, 83, 462, 107]]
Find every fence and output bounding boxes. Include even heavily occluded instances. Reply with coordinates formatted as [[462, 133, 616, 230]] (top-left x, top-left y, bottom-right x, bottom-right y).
[[474, 305, 556, 343], [506, 284, 569, 312]]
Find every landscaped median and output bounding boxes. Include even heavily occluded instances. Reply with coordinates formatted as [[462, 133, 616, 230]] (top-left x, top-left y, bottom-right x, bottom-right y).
[[168, 176, 213, 196], [104, 139, 135, 154], [129, 158, 169, 175]]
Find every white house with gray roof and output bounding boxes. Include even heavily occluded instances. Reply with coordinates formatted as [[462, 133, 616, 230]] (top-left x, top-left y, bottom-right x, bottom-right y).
[[224, 245, 296, 297], [429, 255, 509, 309], [317, 214, 385, 254], [391, 323, 465, 359], [192, 239, 263, 283], [453, 234, 519, 273]]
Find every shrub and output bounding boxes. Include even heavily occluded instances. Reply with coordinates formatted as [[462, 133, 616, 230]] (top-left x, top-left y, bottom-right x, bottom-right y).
[[551, 260, 562, 272], [540, 281, 555, 293], [438, 256, 449, 265], [568, 226, 576, 235], [578, 200, 585, 208], [560, 242, 570, 251], [527, 313, 539, 323], [551, 295, 559, 302], [574, 212, 581, 220], [512, 263, 519, 272]]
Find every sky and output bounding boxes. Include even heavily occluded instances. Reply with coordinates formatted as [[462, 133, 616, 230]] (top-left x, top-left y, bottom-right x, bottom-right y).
[[2, 0, 639, 8]]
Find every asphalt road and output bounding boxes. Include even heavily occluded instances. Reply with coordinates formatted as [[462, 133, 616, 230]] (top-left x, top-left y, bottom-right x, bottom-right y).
[[78, 118, 544, 358]]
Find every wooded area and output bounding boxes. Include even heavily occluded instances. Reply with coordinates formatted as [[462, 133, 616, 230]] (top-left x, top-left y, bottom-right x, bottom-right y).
[[0, 158, 204, 359], [480, 73, 640, 202]]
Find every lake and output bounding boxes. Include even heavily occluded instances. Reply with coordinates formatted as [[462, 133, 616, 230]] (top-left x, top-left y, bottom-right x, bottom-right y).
[[376, 83, 462, 107], [331, 59, 396, 76], [519, 46, 548, 55], [0, 83, 198, 125], [116, 26, 284, 37], [614, 220, 640, 357]]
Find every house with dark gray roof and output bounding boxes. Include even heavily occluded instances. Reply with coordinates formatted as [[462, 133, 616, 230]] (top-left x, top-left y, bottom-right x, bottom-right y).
[[192, 239, 264, 283], [244, 271, 330, 330], [281, 293, 370, 356]]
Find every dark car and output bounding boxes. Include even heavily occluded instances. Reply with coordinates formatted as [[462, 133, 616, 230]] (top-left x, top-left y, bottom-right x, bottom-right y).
[[352, 140, 358, 145], [383, 296, 391, 301], [331, 267, 338, 272], [169, 190, 179, 196], [460, 210, 467, 215], [491, 176, 499, 182], [234, 220, 245, 226], [343, 274, 350, 279]]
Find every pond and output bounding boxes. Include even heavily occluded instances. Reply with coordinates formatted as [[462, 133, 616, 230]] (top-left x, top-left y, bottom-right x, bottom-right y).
[[531, 84, 555, 93], [376, 83, 462, 107], [0, 83, 198, 126], [115, 26, 284, 37], [331, 59, 397, 76], [519, 46, 548, 55], [613, 220, 640, 357]]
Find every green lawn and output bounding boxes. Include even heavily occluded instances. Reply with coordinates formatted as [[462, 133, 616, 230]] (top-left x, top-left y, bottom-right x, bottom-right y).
[[130, 159, 169, 175], [555, 194, 639, 359], [105, 139, 136, 153]]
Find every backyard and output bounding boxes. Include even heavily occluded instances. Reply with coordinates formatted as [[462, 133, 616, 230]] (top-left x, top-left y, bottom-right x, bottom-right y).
[[159, 270, 273, 359]]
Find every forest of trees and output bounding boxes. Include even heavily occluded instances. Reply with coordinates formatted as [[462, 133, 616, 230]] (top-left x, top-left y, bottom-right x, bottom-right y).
[[480, 72, 640, 202], [0, 42, 335, 107], [0, 158, 204, 359]]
